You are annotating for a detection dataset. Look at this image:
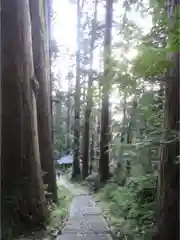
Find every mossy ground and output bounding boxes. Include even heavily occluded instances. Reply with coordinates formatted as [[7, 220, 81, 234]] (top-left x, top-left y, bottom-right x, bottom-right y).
[[45, 185, 73, 238]]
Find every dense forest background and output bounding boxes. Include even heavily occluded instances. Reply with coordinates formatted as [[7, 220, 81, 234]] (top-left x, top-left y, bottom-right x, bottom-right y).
[[1, 0, 179, 239], [53, 0, 179, 239]]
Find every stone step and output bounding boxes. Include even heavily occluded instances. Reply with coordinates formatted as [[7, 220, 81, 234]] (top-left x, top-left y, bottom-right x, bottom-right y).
[[62, 215, 110, 234], [57, 233, 112, 240], [57, 179, 112, 240]]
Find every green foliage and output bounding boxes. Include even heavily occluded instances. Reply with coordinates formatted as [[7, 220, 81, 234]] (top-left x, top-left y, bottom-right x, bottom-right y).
[[46, 185, 73, 231], [12, 186, 72, 240], [132, 1, 179, 79], [132, 45, 171, 77], [85, 172, 103, 191], [96, 174, 157, 240]]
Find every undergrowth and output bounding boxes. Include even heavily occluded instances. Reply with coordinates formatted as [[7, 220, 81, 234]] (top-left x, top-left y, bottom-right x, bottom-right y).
[[14, 185, 73, 240], [45, 185, 73, 238], [95, 174, 157, 240]]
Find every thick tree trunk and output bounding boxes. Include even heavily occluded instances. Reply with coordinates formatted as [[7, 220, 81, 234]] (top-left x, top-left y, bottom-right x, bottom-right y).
[[153, 1, 179, 237], [1, 0, 45, 236], [29, 0, 57, 202], [82, 108, 90, 178], [99, 0, 113, 182], [153, 55, 179, 240]]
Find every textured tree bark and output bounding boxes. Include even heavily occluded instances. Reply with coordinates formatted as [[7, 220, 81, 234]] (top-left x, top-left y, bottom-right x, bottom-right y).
[[44, 0, 54, 145], [153, 55, 179, 240], [153, 1, 179, 238], [72, 0, 81, 178], [82, 109, 90, 178], [99, 0, 113, 182], [1, 0, 45, 236], [29, 0, 57, 202], [67, 90, 71, 149], [89, 120, 95, 174], [96, 85, 101, 168], [153, 58, 179, 240], [0, 0, 1, 184]]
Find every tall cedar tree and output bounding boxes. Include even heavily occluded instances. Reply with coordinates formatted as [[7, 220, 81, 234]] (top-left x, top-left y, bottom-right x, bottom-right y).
[[67, 72, 73, 149], [89, 116, 95, 173], [99, 0, 113, 182], [153, 0, 179, 239], [29, 0, 57, 202], [72, 0, 81, 178], [67, 88, 71, 148], [96, 76, 101, 163], [45, 0, 54, 146], [1, 0, 45, 235], [82, 0, 98, 179]]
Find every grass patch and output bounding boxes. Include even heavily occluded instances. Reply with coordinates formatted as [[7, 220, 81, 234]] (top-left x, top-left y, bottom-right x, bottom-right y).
[[45, 185, 73, 238]]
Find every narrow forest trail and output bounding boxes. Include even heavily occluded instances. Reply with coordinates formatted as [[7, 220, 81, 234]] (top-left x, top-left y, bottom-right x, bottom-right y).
[[57, 177, 112, 240]]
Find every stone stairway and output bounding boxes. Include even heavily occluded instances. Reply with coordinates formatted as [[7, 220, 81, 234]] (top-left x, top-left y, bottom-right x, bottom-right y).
[[57, 180, 112, 240]]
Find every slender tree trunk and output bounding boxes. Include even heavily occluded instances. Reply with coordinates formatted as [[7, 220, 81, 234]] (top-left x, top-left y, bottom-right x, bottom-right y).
[[126, 99, 138, 178], [67, 72, 73, 149], [121, 93, 127, 143], [54, 92, 63, 152], [82, 0, 98, 179], [89, 118, 95, 174], [96, 83, 101, 168], [44, 0, 54, 149], [45, 0, 54, 145], [55, 92, 62, 133], [99, 0, 113, 182], [1, 0, 45, 236], [96, 50, 103, 167], [68, 74, 74, 149], [67, 90, 71, 149], [127, 98, 137, 144], [29, 0, 57, 202], [72, 0, 81, 178]]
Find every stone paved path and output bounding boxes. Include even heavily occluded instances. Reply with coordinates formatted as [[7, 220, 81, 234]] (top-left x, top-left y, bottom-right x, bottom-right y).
[[57, 178, 112, 240]]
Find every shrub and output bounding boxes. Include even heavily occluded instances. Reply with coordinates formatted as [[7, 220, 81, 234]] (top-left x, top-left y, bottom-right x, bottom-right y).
[[97, 174, 157, 240], [85, 172, 102, 191]]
